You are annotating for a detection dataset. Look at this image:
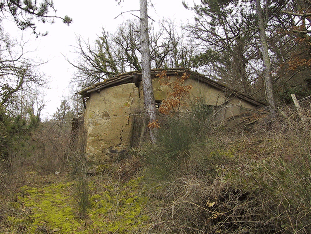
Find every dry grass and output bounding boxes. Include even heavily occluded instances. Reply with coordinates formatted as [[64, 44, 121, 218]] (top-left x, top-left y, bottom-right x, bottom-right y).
[[141, 106, 311, 233], [1, 105, 311, 233], [0, 118, 149, 233]]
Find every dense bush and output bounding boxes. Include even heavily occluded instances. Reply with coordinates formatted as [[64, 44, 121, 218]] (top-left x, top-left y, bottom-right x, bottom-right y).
[[0, 105, 40, 163], [142, 101, 213, 182]]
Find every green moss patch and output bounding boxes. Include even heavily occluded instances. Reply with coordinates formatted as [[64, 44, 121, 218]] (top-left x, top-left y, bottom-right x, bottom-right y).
[[6, 177, 149, 233]]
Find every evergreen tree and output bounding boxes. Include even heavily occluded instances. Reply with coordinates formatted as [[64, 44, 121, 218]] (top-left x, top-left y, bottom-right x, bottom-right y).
[[1, 0, 71, 35]]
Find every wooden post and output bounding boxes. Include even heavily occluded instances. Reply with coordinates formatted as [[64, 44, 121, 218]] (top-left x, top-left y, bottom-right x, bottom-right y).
[[291, 94, 307, 124]]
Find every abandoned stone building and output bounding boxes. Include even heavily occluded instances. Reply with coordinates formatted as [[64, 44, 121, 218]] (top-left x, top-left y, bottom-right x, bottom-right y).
[[79, 68, 265, 160]]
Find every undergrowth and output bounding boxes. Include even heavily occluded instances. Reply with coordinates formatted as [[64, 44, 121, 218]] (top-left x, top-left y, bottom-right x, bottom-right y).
[[1, 105, 311, 233], [140, 107, 311, 233]]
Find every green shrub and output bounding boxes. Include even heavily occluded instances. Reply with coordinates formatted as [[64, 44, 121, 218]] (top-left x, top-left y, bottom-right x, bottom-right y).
[[158, 116, 193, 155], [144, 110, 311, 233], [143, 103, 213, 182]]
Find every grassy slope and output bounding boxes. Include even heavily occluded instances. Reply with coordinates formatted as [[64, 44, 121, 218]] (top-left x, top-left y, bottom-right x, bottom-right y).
[[1, 108, 311, 233]]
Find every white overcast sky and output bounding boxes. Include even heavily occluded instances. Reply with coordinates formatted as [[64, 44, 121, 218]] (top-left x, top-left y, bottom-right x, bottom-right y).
[[3, 0, 198, 119]]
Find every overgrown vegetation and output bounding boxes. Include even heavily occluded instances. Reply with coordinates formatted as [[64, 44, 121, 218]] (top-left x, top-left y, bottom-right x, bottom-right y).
[[0, 101, 149, 233], [136, 105, 310, 233], [1, 98, 311, 233]]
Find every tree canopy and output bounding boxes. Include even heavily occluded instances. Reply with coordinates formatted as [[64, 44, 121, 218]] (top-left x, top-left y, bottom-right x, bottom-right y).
[[0, 0, 71, 162], [72, 19, 194, 88], [1, 0, 72, 35], [184, 0, 311, 105]]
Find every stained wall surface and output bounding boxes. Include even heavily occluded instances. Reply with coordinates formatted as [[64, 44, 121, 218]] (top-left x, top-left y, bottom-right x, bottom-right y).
[[151, 76, 256, 118], [186, 79, 256, 119], [84, 83, 141, 160], [84, 76, 258, 159]]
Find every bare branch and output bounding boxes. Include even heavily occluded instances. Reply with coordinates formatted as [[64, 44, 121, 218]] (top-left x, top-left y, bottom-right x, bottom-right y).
[[114, 10, 140, 19], [282, 11, 311, 17]]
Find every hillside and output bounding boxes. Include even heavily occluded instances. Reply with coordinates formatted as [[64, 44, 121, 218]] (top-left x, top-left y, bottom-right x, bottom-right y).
[[1, 105, 311, 233]]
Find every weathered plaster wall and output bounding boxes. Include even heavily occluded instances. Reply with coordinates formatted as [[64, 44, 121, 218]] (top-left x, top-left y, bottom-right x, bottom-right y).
[[187, 79, 256, 119], [84, 83, 140, 160], [222, 97, 256, 119], [84, 75, 258, 160], [151, 77, 256, 119]]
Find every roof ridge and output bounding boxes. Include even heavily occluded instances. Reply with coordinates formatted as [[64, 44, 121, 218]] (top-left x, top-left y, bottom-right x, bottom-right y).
[[79, 68, 266, 107]]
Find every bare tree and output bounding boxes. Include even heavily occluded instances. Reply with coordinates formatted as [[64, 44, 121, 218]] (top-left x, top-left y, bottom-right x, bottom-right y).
[[72, 19, 194, 89], [140, 0, 157, 143], [185, 0, 303, 106], [0, 33, 44, 108], [256, 0, 276, 116]]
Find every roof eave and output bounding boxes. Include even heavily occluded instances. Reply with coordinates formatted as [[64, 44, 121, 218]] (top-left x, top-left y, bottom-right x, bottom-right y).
[[79, 68, 266, 107]]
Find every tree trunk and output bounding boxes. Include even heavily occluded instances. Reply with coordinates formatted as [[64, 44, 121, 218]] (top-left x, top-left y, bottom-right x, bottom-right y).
[[140, 0, 157, 143], [255, 0, 276, 117]]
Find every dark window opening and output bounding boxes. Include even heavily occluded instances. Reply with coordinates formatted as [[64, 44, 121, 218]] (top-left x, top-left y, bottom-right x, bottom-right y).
[[155, 100, 162, 108]]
